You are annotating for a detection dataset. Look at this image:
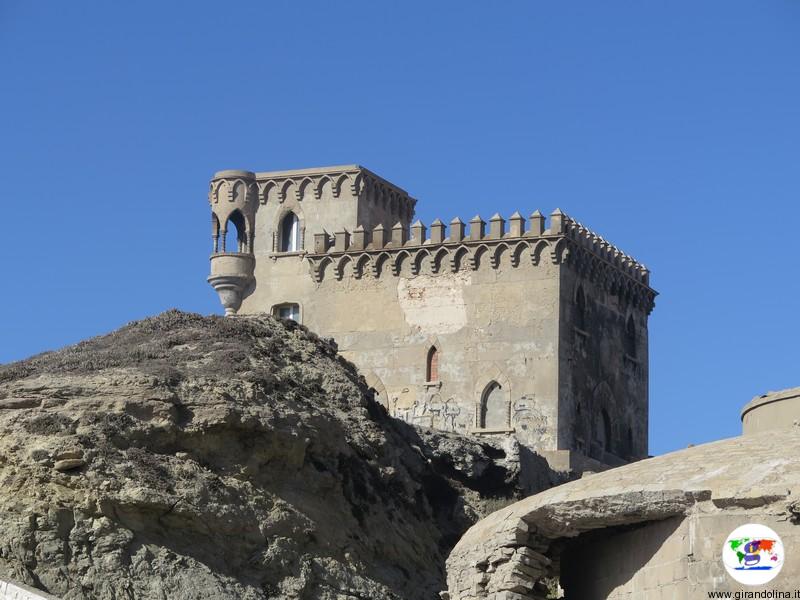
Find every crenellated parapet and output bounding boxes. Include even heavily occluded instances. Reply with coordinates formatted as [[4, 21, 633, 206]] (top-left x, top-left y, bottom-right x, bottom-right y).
[[304, 209, 657, 313]]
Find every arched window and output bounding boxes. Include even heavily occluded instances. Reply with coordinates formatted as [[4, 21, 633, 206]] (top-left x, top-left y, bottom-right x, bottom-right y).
[[575, 285, 586, 330], [426, 346, 439, 382], [224, 210, 246, 253], [280, 212, 300, 252], [480, 381, 506, 430], [601, 408, 611, 452], [625, 315, 637, 357], [626, 425, 634, 457]]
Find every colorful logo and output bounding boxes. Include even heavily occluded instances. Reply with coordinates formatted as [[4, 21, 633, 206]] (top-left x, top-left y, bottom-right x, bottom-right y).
[[722, 524, 784, 585]]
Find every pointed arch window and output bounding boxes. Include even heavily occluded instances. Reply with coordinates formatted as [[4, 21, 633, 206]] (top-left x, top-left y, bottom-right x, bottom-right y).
[[625, 315, 637, 357], [479, 381, 507, 430], [596, 408, 612, 453], [575, 285, 586, 330], [280, 212, 300, 252], [426, 346, 439, 383], [626, 425, 634, 458]]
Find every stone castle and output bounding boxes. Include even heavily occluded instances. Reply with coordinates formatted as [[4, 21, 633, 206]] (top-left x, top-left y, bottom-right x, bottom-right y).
[[206, 165, 657, 468]]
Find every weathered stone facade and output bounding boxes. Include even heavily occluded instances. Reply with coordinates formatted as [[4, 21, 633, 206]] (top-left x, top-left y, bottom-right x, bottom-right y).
[[206, 165, 656, 465]]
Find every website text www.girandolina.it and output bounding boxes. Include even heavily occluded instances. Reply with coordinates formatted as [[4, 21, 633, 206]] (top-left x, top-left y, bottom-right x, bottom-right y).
[[707, 591, 800, 599]]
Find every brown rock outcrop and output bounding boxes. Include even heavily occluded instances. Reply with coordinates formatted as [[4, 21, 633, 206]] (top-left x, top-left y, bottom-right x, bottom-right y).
[[0, 311, 560, 600]]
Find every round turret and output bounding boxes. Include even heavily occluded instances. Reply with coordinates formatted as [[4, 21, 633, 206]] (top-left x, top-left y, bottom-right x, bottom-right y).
[[207, 170, 257, 315], [741, 386, 800, 435]]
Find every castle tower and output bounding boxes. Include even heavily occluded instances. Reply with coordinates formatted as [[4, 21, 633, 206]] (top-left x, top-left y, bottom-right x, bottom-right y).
[[206, 165, 657, 468]]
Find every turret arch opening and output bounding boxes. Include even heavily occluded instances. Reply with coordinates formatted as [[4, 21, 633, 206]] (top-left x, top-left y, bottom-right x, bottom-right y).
[[223, 210, 247, 253], [211, 213, 221, 253]]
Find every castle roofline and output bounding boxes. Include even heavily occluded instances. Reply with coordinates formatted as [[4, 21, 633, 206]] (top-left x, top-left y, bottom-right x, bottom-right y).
[[212, 164, 412, 197], [253, 164, 363, 177]]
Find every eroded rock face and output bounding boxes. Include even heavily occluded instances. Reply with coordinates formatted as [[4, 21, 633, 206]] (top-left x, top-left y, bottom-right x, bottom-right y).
[[0, 311, 559, 600]]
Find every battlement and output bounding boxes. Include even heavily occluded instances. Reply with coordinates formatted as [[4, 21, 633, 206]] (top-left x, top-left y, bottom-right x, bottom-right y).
[[302, 209, 654, 311]]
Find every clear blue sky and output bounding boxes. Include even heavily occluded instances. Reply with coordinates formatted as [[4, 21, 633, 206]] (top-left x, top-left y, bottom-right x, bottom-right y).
[[1, 2, 798, 456]]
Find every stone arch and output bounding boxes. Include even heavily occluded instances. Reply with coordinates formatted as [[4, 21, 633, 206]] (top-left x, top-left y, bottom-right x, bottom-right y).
[[351, 172, 364, 196], [471, 244, 491, 270], [363, 371, 388, 409], [298, 177, 314, 201], [333, 174, 350, 198], [211, 179, 227, 202], [474, 367, 511, 431], [492, 243, 510, 269], [432, 247, 450, 273], [334, 255, 353, 280], [531, 239, 550, 265], [393, 250, 412, 276], [552, 237, 571, 264], [354, 254, 371, 279], [314, 256, 333, 282], [315, 175, 333, 200], [222, 209, 247, 253], [451, 246, 470, 272], [258, 180, 275, 204], [479, 382, 509, 430], [231, 180, 247, 203], [413, 248, 432, 275], [511, 240, 530, 267], [280, 179, 296, 203], [372, 252, 391, 277]]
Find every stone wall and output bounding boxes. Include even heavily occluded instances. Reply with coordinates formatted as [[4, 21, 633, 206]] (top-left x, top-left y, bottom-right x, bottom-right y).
[[245, 239, 563, 451], [559, 264, 649, 462]]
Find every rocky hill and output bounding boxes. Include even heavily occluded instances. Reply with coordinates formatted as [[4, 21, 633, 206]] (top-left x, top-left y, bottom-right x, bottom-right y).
[[0, 311, 561, 600]]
